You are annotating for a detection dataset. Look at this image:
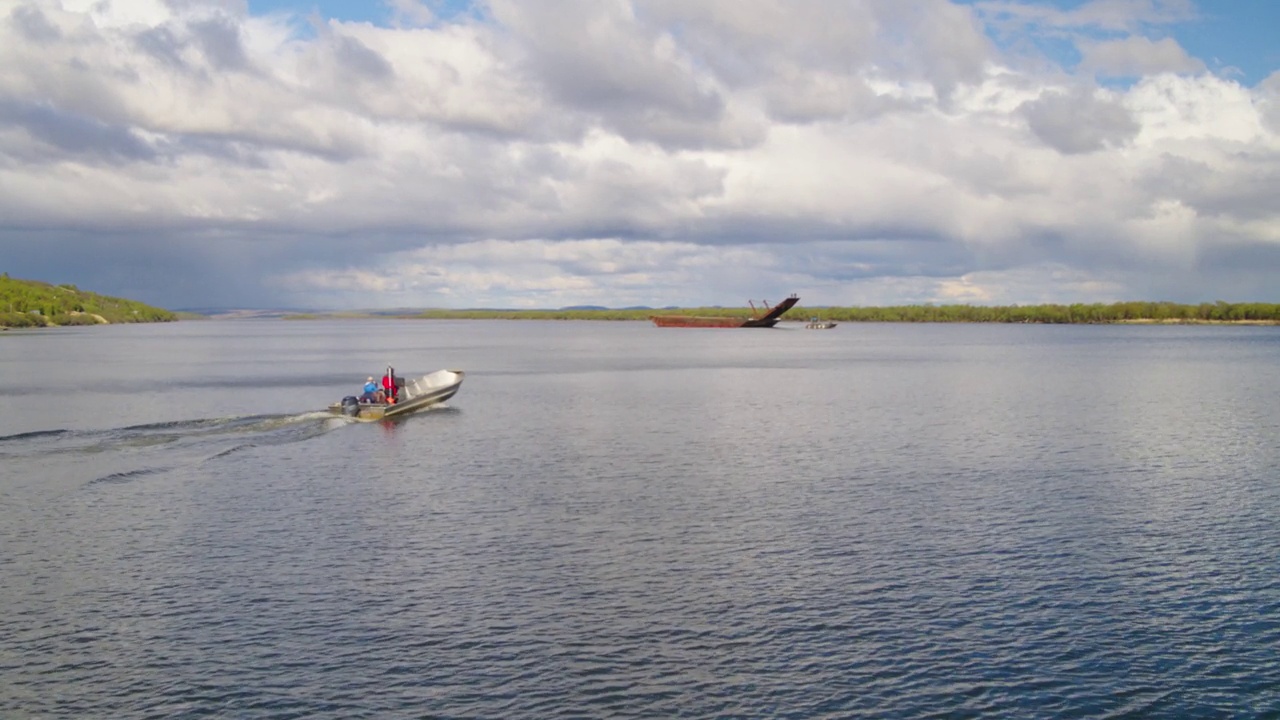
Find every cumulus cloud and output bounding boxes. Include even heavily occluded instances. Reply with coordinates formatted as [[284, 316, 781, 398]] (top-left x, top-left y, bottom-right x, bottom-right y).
[[0, 0, 1277, 310]]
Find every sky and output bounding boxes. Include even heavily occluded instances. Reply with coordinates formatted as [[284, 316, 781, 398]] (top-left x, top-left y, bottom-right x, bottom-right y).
[[1, 0, 1278, 310]]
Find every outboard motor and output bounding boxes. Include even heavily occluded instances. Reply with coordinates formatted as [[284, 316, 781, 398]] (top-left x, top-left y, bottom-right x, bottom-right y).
[[340, 395, 360, 417]]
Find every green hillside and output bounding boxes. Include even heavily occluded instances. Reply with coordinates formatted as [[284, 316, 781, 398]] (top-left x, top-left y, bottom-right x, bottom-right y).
[[0, 274, 176, 328]]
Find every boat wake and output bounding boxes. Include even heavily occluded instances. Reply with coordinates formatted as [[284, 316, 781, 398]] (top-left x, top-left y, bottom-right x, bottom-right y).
[[88, 467, 173, 486], [0, 411, 350, 487]]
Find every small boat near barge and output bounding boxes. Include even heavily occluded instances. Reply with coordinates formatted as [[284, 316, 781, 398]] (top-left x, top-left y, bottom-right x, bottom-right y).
[[805, 317, 837, 329], [329, 369, 464, 421], [651, 294, 800, 328]]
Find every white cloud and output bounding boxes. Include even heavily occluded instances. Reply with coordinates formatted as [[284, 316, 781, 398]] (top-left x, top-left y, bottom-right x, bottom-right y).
[[1128, 73, 1271, 144]]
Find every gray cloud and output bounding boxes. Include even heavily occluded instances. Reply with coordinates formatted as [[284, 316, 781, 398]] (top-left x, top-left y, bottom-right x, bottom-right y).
[[135, 25, 188, 69], [0, 228, 284, 309], [9, 3, 60, 42], [1141, 152, 1280, 222], [763, 74, 915, 124], [331, 33, 395, 81], [0, 99, 156, 163], [132, 12, 249, 74], [1020, 87, 1140, 153], [190, 17, 249, 71]]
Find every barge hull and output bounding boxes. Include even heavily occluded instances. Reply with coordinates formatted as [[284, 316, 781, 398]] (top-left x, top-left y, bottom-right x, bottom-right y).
[[651, 294, 800, 328], [650, 315, 751, 328]]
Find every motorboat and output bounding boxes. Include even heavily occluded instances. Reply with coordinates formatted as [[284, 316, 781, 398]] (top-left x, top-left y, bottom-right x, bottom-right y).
[[805, 317, 837, 329], [329, 369, 464, 421]]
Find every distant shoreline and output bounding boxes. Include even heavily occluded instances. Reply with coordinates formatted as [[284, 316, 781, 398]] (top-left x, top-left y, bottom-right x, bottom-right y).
[[1115, 318, 1280, 325], [273, 300, 1280, 325], [11, 301, 1280, 328], [276, 309, 1280, 325]]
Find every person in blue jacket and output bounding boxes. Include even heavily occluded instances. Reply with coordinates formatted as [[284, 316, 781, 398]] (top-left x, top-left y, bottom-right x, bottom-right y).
[[359, 376, 384, 403]]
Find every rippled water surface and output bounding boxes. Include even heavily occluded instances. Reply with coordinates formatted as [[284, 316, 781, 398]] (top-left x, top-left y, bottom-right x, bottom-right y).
[[2, 319, 1280, 718]]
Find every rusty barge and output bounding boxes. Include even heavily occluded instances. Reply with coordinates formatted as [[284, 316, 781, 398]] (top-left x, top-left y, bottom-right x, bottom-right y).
[[651, 294, 800, 328]]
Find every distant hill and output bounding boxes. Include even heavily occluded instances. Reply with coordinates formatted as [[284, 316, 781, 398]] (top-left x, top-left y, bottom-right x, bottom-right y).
[[0, 274, 177, 328], [551, 305, 659, 311], [178, 308, 314, 319]]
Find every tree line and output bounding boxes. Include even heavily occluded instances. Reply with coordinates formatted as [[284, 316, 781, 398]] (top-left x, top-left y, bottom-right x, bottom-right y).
[[796, 301, 1280, 324], [0, 274, 176, 328]]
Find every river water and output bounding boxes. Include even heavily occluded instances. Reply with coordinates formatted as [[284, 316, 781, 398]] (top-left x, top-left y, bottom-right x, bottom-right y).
[[2, 319, 1279, 718]]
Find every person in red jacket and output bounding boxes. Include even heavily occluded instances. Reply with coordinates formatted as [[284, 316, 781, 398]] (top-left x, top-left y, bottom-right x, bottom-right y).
[[381, 366, 398, 403]]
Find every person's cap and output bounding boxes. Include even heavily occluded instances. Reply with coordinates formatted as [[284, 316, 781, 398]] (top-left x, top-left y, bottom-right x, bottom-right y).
[[367, 376, 374, 381]]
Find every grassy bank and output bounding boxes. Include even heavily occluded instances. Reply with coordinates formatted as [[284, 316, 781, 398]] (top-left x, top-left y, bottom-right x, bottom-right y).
[[0, 275, 176, 328]]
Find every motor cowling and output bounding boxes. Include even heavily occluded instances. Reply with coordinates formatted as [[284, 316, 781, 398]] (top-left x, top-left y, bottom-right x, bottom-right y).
[[341, 395, 360, 417]]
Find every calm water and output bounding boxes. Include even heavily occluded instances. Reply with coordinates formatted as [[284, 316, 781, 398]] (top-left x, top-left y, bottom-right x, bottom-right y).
[[2, 319, 1279, 718]]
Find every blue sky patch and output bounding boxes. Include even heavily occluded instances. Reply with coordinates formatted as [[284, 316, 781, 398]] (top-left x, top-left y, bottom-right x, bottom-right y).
[[956, 0, 1280, 85], [247, 0, 480, 26]]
